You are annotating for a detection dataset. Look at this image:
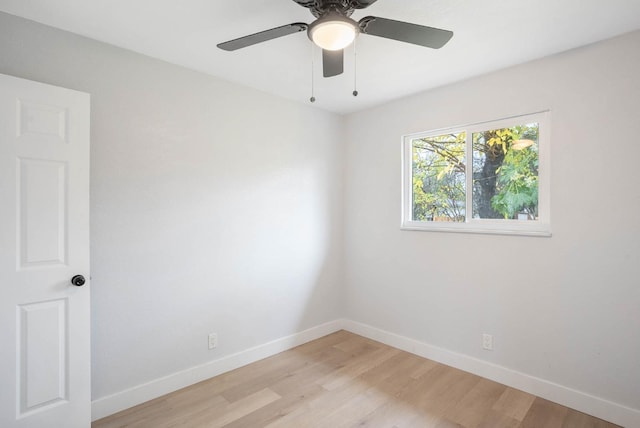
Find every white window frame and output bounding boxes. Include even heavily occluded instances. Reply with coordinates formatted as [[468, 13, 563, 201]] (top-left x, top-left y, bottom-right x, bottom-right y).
[[401, 111, 551, 237]]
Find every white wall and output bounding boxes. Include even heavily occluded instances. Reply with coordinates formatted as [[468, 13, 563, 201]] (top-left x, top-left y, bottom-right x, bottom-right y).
[[344, 30, 640, 412], [2, 8, 639, 423], [0, 12, 345, 401]]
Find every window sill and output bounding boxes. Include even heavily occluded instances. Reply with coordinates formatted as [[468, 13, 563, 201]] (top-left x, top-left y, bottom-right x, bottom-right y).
[[401, 220, 552, 237]]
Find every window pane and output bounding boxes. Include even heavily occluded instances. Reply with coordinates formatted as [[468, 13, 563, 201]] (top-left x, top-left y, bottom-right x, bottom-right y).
[[412, 132, 466, 222], [472, 123, 539, 220]]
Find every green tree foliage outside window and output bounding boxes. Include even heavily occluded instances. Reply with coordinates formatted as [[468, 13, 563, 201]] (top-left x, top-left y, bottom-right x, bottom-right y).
[[412, 132, 466, 222], [412, 123, 539, 222]]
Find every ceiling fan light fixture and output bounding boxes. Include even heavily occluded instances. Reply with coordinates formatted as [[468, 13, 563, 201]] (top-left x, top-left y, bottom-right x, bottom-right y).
[[217, 0, 455, 81], [308, 14, 358, 51]]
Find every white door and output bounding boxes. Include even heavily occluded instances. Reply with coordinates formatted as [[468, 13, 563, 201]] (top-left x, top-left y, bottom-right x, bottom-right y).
[[0, 74, 90, 427]]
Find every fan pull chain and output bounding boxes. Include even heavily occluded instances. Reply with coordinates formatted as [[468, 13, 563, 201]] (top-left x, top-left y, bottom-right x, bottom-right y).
[[353, 39, 359, 97], [310, 43, 316, 103]]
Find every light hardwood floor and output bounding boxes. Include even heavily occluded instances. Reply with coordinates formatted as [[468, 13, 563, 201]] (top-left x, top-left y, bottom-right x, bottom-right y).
[[93, 330, 619, 428]]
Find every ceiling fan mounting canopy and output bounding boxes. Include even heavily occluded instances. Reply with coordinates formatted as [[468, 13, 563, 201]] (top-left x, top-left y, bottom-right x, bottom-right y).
[[292, 0, 379, 18], [217, 0, 453, 79]]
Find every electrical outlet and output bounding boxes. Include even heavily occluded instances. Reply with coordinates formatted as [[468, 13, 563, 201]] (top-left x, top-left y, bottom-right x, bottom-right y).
[[482, 333, 493, 351], [208, 333, 218, 350]]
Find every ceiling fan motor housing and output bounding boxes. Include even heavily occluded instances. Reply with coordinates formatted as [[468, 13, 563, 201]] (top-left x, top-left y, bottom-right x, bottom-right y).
[[294, 0, 379, 17]]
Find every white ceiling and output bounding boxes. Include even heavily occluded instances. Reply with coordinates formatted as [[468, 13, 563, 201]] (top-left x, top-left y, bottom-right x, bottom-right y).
[[1, 0, 640, 114]]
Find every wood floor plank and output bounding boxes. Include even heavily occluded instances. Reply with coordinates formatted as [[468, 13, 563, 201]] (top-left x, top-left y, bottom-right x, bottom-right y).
[[476, 409, 521, 428], [218, 333, 342, 402], [222, 383, 325, 428], [265, 346, 410, 427], [264, 375, 373, 427], [332, 333, 375, 354], [561, 408, 622, 428], [330, 356, 431, 427], [520, 397, 569, 428], [350, 399, 422, 427], [321, 385, 400, 427], [204, 387, 281, 428], [491, 386, 537, 421], [408, 357, 439, 380], [337, 351, 439, 427], [92, 331, 621, 428], [316, 345, 400, 390], [268, 346, 351, 397], [366, 362, 468, 428], [219, 341, 345, 403], [445, 378, 506, 427], [406, 363, 482, 416], [93, 398, 175, 428]]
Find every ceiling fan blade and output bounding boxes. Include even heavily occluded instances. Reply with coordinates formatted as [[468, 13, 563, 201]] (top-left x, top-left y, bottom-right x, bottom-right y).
[[323, 49, 344, 78], [350, 0, 379, 9], [217, 23, 307, 51], [359, 16, 453, 49]]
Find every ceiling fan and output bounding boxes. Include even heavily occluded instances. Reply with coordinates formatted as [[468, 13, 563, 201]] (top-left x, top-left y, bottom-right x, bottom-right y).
[[217, 0, 453, 78]]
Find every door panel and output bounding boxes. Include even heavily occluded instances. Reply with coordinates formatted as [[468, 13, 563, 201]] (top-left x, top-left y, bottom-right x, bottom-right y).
[[18, 299, 67, 415], [0, 73, 90, 428], [18, 158, 68, 268], [17, 100, 69, 144]]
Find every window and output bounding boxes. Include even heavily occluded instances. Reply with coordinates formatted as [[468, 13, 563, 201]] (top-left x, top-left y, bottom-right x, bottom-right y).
[[402, 112, 550, 236]]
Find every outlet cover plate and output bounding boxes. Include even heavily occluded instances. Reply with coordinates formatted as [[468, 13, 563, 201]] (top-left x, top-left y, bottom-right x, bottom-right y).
[[208, 333, 218, 350], [482, 333, 493, 351]]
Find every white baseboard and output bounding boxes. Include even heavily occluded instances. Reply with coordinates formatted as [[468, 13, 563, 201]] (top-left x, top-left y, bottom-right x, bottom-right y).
[[92, 318, 639, 427], [91, 319, 346, 421], [342, 320, 639, 428]]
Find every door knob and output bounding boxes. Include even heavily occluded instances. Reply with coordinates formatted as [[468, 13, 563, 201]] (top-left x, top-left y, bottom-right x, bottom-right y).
[[71, 275, 86, 287]]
